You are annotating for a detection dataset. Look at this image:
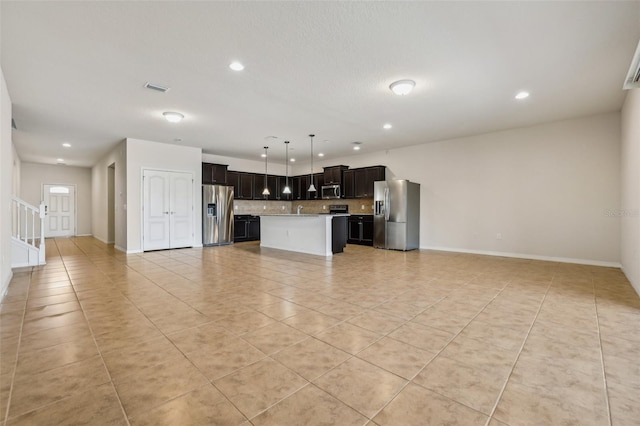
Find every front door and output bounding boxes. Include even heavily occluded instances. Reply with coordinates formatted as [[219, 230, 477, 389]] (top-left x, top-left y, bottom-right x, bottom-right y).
[[43, 184, 75, 237]]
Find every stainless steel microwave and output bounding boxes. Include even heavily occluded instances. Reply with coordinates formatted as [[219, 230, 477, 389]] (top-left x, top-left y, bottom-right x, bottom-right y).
[[321, 184, 341, 199]]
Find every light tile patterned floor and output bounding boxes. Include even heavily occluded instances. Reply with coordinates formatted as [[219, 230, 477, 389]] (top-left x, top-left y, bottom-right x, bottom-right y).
[[1, 237, 639, 425]]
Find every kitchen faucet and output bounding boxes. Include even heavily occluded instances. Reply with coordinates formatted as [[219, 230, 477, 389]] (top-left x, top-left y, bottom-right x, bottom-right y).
[[297, 205, 303, 215]]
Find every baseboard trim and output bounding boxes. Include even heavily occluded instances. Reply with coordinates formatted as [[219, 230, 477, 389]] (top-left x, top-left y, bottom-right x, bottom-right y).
[[93, 236, 115, 245], [1, 270, 13, 302], [76, 233, 93, 237], [421, 246, 621, 268], [620, 264, 640, 297]]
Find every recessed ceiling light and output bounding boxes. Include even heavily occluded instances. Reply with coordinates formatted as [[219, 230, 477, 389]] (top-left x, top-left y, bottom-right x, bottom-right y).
[[383, 124, 392, 129], [515, 91, 530, 100], [57, 158, 64, 162], [353, 146, 361, 151], [290, 158, 296, 162], [163, 112, 184, 123], [261, 153, 267, 158], [229, 62, 245, 71], [62, 143, 71, 148], [389, 79, 416, 96], [352, 141, 363, 151], [318, 153, 324, 157]]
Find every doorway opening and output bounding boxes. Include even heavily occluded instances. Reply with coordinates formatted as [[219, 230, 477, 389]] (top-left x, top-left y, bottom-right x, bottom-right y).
[[108, 163, 115, 244]]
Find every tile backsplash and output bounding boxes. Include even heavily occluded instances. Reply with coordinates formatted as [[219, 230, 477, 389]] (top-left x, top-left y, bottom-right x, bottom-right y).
[[234, 198, 374, 215]]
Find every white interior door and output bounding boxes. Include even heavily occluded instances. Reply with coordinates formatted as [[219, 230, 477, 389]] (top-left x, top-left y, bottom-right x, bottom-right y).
[[143, 170, 193, 251], [44, 184, 75, 237], [169, 172, 194, 248], [143, 170, 171, 251]]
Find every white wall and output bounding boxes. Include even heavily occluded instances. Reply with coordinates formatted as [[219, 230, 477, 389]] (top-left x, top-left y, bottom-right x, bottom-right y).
[[202, 153, 286, 175], [126, 138, 202, 252], [311, 112, 621, 266], [20, 162, 92, 235], [91, 141, 126, 248], [621, 89, 640, 293], [0, 68, 14, 297]]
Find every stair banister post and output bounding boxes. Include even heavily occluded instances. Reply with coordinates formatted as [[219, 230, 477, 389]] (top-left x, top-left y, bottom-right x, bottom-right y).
[[39, 201, 46, 264]]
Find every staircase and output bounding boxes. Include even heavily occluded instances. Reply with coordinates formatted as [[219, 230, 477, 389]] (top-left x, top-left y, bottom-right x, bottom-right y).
[[11, 197, 46, 268]]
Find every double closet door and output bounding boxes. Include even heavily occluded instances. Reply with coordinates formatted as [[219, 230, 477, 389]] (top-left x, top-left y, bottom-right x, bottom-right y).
[[143, 169, 194, 251]]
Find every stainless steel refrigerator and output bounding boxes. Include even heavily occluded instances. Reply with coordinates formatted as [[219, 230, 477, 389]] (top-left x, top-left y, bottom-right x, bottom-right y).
[[374, 180, 420, 250], [203, 184, 234, 246]]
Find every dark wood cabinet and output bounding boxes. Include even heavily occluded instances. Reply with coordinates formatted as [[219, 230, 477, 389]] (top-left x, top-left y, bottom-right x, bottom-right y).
[[347, 215, 374, 246], [202, 163, 228, 184], [277, 176, 292, 200], [308, 172, 324, 199], [342, 170, 355, 199], [349, 166, 385, 198], [227, 171, 254, 199], [332, 216, 348, 253], [254, 174, 278, 200], [234, 215, 260, 242], [323, 165, 349, 185], [293, 175, 309, 200]]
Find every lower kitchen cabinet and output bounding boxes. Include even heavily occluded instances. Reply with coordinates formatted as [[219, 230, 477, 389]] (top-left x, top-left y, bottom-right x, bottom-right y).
[[332, 216, 348, 253], [234, 215, 260, 242], [347, 215, 373, 246]]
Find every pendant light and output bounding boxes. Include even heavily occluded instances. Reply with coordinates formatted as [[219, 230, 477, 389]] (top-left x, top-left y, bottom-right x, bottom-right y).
[[308, 134, 316, 192], [283, 141, 291, 195], [262, 146, 270, 196]]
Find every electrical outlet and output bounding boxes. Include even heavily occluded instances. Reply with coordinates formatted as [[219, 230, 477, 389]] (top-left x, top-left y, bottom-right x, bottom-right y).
[[234, 205, 238, 209], [263, 205, 266, 210], [323, 205, 326, 210], [496, 233, 502, 240], [361, 204, 365, 210], [281, 205, 286, 210]]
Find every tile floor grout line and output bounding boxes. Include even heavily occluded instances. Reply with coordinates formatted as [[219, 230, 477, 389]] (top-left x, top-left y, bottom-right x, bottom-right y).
[[593, 279, 613, 426], [363, 279, 511, 423], [60, 238, 132, 426], [2, 265, 34, 424], [483, 278, 553, 426]]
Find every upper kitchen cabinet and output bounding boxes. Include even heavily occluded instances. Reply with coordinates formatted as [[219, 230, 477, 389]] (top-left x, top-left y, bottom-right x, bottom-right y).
[[308, 172, 324, 199], [227, 171, 254, 199], [277, 176, 292, 200], [253, 174, 278, 200], [323, 165, 349, 185], [202, 163, 228, 184], [343, 169, 355, 199], [346, 166, 386, 198]]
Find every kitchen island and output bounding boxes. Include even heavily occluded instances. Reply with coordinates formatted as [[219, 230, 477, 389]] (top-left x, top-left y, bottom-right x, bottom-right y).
[[259, 214, 348, 256]]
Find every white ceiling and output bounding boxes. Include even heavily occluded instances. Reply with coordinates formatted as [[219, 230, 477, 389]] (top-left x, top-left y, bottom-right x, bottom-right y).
[[2, 1, 639, 167]]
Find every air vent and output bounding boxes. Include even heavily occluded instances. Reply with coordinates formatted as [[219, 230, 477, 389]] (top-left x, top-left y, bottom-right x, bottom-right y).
[[623, 40, 640, 90], [144, 82, 170, 93]]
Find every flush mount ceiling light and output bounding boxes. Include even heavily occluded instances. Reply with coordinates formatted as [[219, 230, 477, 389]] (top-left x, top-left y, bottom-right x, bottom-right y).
[[262, 146, 270, 196], [389, 79, 416, 96], [229, 61, 245, 71], [515, 91, 530, 100], [144, 82, 170, 93], [62, 143, 71, 148], [163, 111, 184, 123], [318, 153, 324, 157], [290, 158, 296, 162], [308, 134, 316, 192], [383, 123, 392, 130]]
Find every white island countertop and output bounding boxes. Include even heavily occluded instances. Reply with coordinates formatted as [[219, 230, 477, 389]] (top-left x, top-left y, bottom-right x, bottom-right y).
[[259, 214, 348, 256]]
